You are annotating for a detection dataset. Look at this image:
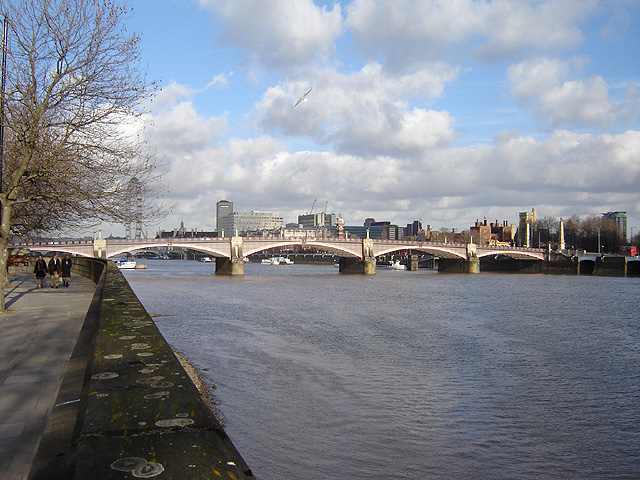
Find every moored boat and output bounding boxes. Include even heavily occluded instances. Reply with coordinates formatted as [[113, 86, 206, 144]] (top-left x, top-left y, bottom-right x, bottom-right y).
[[261, 256, 294, 265], [379, 260, 406, 270], [115, 259, 137, 269]]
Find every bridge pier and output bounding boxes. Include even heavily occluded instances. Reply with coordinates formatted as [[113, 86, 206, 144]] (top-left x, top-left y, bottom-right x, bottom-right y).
[[594, 256, 628, 277], [215, 257, 244, 275], [338, 257, 376, 274], [93, 238, 107, 258], [407, 254, 418, 271], [437, 243, 480, 273], [338, 237, 377, 274], [437, 258, 480, 273], [215, 236, 245, 275], [466, 258, 480, 273]]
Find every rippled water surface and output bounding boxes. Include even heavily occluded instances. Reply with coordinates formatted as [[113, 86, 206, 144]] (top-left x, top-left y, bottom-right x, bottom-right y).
[[124, 261, 640, 480]]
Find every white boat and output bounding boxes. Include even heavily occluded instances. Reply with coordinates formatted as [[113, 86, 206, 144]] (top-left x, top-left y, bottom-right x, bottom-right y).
[[380, 260, 406, 270], [115, 259, 137, 269], [262, 256, 294, 265], [199, 256, 212, 262]]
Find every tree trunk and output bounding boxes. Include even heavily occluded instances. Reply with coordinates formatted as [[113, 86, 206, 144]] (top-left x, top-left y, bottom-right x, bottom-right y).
[[0, 201, 13, 312]]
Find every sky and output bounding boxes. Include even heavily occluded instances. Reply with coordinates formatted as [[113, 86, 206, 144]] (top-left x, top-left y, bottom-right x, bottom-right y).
[[110, 0, 640, 237]]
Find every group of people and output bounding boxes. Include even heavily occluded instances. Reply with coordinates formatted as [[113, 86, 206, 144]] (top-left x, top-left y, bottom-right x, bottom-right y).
[[33, 253, 72, 288]]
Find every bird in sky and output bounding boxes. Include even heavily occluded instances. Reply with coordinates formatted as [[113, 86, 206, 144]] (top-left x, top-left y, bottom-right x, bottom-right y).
[[293, 87, 312, 107]]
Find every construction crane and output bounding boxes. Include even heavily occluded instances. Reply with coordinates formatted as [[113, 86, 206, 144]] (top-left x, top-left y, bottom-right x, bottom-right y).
[[309, 199, 317, 215]]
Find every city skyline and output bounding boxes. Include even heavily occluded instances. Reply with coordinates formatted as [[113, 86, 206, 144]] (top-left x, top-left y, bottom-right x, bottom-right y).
[[162, 200, 629, 240], [97, 0, 639, 237]]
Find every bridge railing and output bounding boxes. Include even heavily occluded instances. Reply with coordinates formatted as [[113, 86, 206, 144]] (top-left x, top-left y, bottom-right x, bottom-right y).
[[13, 240, 93, 247]]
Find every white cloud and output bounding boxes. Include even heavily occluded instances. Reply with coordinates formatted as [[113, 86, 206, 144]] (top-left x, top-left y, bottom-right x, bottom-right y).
[[507, 57, 638, 128], [151, 81, 196, 111], [255, 63, 459, 156], [507, 57, 570, 99], [144, 101, 227, 153], [199, 0, 343, 68], [204, 72, 233, 90]]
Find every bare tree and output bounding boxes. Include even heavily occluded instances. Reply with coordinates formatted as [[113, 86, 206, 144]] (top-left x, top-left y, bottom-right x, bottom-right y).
[[0, 0, 163, 311]]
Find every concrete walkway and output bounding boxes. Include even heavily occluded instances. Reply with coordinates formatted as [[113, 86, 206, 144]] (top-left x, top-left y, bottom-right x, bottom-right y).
[[0, 272, 95, 480]]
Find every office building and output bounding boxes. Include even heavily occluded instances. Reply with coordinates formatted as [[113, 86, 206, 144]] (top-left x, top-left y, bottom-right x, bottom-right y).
[[298, 212, 336, 229], [602, 211, 628, 240], [405, 220, 423, 238], [216, 200, 233, 233], [218, 211, 283, 235], [363, 219, 404, 240]]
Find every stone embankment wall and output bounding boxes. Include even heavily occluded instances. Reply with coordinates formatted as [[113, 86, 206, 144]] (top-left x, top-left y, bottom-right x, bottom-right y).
[[31, 258, 254, 480]]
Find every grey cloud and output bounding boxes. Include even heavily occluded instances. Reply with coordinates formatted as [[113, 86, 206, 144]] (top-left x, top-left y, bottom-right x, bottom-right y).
[[346, 0, 597, 69]]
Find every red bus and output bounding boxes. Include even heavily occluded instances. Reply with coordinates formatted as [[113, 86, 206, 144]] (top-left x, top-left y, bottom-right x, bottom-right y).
[[619, 245, 638, 256]]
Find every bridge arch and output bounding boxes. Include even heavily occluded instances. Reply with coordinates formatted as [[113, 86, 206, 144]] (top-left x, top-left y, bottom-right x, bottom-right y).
[[243, 240, 361, 258], [107, 243, 230, 259], [22, 245, 93, 258], [477, 249, 545, 261], [374, 245, 467, 260], [20, 248, 93, 258]]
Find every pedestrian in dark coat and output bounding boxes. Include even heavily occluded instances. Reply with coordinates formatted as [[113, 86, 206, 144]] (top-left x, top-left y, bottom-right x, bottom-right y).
[[48, 254, 62, 288], [33, 255, 47, 289], [61, 254, 72, 287]]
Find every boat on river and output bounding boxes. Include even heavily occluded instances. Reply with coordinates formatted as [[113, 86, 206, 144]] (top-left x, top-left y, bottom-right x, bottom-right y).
[[262, 256, 294, 265], [380, 260, 406, 270], [115, 259, 137, 269]]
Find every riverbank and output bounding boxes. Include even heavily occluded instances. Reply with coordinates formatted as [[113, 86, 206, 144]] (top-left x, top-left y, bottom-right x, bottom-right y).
[[172, 349, 224, 426]]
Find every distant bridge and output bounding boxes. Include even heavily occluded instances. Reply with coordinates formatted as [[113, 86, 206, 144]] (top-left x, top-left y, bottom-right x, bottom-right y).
[[12, 235, 546, 275]]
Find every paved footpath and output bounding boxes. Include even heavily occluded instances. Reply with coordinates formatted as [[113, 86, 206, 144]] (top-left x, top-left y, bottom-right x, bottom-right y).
[[0, 272, 95, 480]]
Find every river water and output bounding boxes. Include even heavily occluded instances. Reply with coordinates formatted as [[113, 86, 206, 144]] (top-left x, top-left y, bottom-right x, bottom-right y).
[[123, 261, 640, 480]]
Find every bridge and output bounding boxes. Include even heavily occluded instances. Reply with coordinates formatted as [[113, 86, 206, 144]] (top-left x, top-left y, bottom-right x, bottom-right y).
[[12, 235, 546, 275]]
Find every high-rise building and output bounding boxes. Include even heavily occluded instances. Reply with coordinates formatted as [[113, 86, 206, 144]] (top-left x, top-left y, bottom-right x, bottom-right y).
[[218, 211, 283, 235], [216, 200, 233, 233], [405, 220, 423, 237], [362, 219, 403, 240], [298, 212, 336, 229], [602, 211, 628, 240]]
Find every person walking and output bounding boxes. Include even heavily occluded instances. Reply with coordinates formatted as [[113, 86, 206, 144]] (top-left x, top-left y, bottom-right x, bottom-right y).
[[33, 255, 47, 288], [48, 254, 62, 288], [61, 254, 72, 287]]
